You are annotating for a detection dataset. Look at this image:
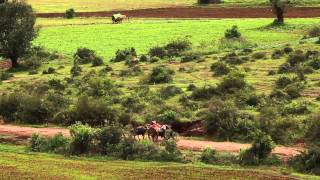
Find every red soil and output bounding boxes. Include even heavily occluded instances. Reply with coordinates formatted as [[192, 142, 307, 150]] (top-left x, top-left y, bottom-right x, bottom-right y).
[[36, 7, 320, 18], [0, 124, 303, 160]]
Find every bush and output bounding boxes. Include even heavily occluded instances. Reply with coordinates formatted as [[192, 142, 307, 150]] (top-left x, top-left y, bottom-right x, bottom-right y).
[[111, 48, 137, 62], [271, 49, 284, 59], [308, 58, 320, 70], [44, 133, 70, 153], [92, 56, 104, 67], [289, 148, 320, 175], [69, 122, 96, 154], [268, 70, 276, 76], [283, 46, 293, 54], [0, 71, 13, 81], [65, 8, 75, 19], [165, 39, 191, 57], [191, 86, 218, 100], [148, 66, 174, 84], [160, 140, 183, 162], [210, 62, 230, 76], [284, 101, 310, 115], [181, 52, 201, 63], [70, 64, 82, 77], [287, 50, 306, 66], [74, 48, 96, 64], [0, 93, 21, 122], [116, 137, 136, 160], [139, 55, 149, 62], [305, 113, 320, 147], [225, 25, 241, 39], [29, 133, 46, 152], [278, 62, 293, 73], [217, 71, 248, 94], [252, 52, 266, 60], [96, 126, 122, 154], [239, 133, 275, 165], [48, 79, 65, 91], [276, 76, 293, 88], [119, 65, 143, 77], [157, 110, 178, 124], [284, 83, 303, 99], [42, 67, 55, 74], [149, 46, 166, 58], [220, 52, 244, 65], [200, 148, 218, 164], [218, 38, 252, 51], [160, 85, 183, 99], [308, 26, 320, 38]]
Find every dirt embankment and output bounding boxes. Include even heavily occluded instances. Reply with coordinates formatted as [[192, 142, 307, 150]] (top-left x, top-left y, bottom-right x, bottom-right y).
[[36, 7, 320, 18], [0, 124, 303, 161]]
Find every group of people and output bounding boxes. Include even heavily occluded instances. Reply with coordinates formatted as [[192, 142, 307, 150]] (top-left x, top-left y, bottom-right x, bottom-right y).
[[131, 121, 176, 142]]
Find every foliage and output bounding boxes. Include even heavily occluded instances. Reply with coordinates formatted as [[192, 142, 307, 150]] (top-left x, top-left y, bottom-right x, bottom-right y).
[[225, 25, 241, 39], [157, 110, 178, 124], [74, 47, 96, 64], [200, 148, 218, 164], [0, 0, 37, 67], [148, 66, 174, 84], [305, 113, 320, 147], [308, 26, 320, 38], [29, 133, 46, 152], [69, 122, 96, 154], [65, 8, 75, 19], [96, 126, 122, 154], [210, 62, 230, 76], [111, 47, 137, 62], [289, 147, 320, 175], [160, 85, 183, 99], [217, 71, 248, 94]]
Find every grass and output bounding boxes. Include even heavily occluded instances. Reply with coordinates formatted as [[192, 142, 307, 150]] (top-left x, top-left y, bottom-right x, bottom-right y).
[[0, 143, 318, 179], [28, 0, 320, 13], [34, 18, 320, 60]]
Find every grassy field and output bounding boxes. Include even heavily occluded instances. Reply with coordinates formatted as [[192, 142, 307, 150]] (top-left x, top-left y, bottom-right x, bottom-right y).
[[0, 143, 317, 180], [35, 18, 320, 60], [28, 0, 320, 13]]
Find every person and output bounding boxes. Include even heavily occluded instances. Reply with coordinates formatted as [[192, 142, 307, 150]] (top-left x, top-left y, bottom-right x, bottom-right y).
[[150, 120, 161, 130]]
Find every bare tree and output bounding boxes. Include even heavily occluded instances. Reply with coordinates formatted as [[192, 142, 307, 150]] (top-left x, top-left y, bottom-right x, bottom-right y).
[[270, 0, 287, 24]]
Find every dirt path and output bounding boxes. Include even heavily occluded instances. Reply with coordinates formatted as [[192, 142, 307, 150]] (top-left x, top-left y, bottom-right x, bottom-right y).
[[36, 7, 320, 18], [0, 124, 303, 160]]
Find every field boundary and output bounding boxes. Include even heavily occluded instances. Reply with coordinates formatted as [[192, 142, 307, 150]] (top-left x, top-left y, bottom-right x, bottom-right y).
[[36, 7, 320, 18]]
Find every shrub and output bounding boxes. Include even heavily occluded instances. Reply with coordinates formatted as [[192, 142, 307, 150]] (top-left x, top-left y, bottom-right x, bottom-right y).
[[305, 113, 320, 147], [148, 66, 174, 84], [0, 71, 13, 81], [48, 79, 65, 91], [252, 52, 266, 60], [220, 52, 244, 65], [276, 76, 293, 88], [218, 38, 252, 51], [200, 148, 218, 164], [116, 137, 136, 160], [22, 56, 42, 69], [42, 67, 55, 74], [191, 86, 218, 100], [308, 58, 320, 70], [157, 110, 178, 124], [96, 126, 122, 154], [225, 25, 241, 39], [236, 91, 262, 107], [92, 56, 104, 67], [289, 148, 320, 175], [70, 64, 82, 77], [308, 26, 320, 38], [74, 48, 96, 64], [288, 50, 306, 66], [111, 48, 137, 62], [181, 52, 201, 63], [65, 8, 75, 19], [284, 83, 303, 99], [283, 46, 293, 54], [69, 122, 96, 154], [239, 133, 275, 165], [150, 56, 160, 63], [160, 85, 183, 99], [271, 49, 284, 59], [139, 55, 149, 62], [44, 133, 70, 153], [187, 84, 196, 91], [165, 39, 191, 57], [160, 140, 183, 162], [217, 71, 248, 94], [29, 133, 46, 152], [268, 70, 276, 76], [0, 93, 21, 122], [149, 46, 166, 58], [119, 65, 143, 77], [284, 101, 310, 115], [133, 140, 161, 161], [210, 62, 230, 76]]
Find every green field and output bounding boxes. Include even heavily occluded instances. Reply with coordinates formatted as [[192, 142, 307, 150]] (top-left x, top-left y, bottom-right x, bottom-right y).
[[35, 18, 320, 60], [28, 0, 320, 13], [0, 143, 317, 180]]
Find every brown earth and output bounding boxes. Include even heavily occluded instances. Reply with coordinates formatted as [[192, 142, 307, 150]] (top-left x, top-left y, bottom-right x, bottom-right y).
[[36, 7, 320, 18], [0, 124, 303, 161]]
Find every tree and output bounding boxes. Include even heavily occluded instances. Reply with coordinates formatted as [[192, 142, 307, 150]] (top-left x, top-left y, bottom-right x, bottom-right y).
[[270, 0, 287, 24], [0, 0, 7, 4], [0, 0, 37, 68]]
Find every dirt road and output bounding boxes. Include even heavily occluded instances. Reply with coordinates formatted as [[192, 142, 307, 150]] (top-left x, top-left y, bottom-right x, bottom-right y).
[[36, 7, 320, 18]]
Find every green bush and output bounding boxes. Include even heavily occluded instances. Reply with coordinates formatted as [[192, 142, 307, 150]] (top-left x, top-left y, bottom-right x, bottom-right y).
[[48, 79, 65, 91], [160, 85, 183, 99], [308, 26, 320, 38], [96, 126, 122, 154], [200, 148, 218, 164], [284, 101, 310, 115], [29, 133, 46, 152], [165, 39, 191, 57], [305, 113, 320, 147], [276, 76, 294, 88], [217, 71, 248, 94], [181, 52, 201, 63], [160, 140, 183, 162], [139, 55, 149, 62], [157, 110, 178, 124], [70, 64, 82, 77], [116, 137, 136, 160], [148, 66, 174, 84], [0, 93, 21, 122], [283, 46, 293, 54], [271, 49, 284, 59], [210, 62, 230, 76], [225, 25, 241, 39], [289, 147, 320, 175], [220, 52, 244, 65], [91, 56, 104, 67], [191, 86, 218, 100], [65, 8, 75, 19], [252, 52, 266, 60], [287, 50, 306, 66], [0, 71, 13, 81], [239, 133, 275, 165], [278, 62, 294, 73], [42, 67, 55, 74], [44, 133, 70, 153], [284, 83, 303, 99], [69, 122, 96, 154], [308, 58, 320, 70], [149, 46, 166, 58], [111, 48, 137, 62], [74, 48, 96, 64]]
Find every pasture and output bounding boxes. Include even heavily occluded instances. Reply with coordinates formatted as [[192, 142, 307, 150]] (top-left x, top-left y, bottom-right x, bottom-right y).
[[28, 0, 320, 13], [35, 18, 320, 59]]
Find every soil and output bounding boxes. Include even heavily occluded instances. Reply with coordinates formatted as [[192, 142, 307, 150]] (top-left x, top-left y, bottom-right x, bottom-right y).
[[0, 124, 303, 161], [36, 7, 320, 18]]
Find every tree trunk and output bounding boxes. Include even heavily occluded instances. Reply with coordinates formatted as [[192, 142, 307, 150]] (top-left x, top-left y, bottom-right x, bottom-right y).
[[10, 56, 19, 68], [276, 7, 284, 23]]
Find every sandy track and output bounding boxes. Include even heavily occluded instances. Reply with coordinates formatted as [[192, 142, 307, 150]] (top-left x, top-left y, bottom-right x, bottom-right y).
[[0, 124, 303, 160], [36, 7, 320, 18]]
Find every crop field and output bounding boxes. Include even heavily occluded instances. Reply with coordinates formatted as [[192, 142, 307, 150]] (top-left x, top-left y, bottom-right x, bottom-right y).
[[35, 18, 320, 59], [0, 144, 315, 180], [28, 0, 320, 13]]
